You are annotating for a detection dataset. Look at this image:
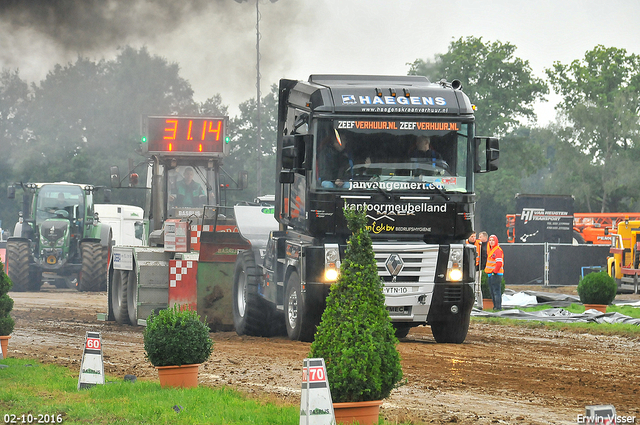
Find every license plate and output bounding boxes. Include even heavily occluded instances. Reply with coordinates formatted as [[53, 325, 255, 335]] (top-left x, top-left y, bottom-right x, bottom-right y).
[[383, 286, 410, 295], [386, 306, 412, 316]]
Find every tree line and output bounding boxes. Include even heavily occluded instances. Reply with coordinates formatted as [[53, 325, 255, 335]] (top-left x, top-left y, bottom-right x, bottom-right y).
[[0, 39, 638, 239]]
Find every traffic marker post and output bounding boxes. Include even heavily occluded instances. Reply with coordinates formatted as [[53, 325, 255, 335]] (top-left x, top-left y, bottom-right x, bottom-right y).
[[300, 358, 335, 425], [77, 331, 105, 389]]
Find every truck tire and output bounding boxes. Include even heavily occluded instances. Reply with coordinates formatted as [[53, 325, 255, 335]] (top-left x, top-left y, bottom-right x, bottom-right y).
[[78, 242, 105, 292], [232, 250, 269, 336], [6, 240, 30, 292], [393, 324, 412, 339], [430, 314, 470, 344], [572, 230, 585, 245], [126, 268, 138, 326], [284, 271, 318, 342], [111, 269, 131, 325], [100, 227, 113, 292]]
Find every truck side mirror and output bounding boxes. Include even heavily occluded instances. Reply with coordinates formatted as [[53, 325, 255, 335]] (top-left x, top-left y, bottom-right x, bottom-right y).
[[474, 137, 499, 173], [279, 170, 295, 184], [110, 166, 121, 188], [7, 185, 15, 199]]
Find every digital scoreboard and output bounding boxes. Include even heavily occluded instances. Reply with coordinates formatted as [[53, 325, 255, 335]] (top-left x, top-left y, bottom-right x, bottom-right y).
[[142, 116, 228, 155]]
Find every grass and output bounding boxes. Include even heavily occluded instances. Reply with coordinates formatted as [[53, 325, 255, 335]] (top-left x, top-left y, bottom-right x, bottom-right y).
[[0, 358, 411, 425], [473, 303, 640, 338], [0, 358, 298, 425]]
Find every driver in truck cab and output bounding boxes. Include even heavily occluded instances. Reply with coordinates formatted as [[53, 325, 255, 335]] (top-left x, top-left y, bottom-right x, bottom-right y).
[[169, 167, 206, 207], [318, 129, 354, 189]]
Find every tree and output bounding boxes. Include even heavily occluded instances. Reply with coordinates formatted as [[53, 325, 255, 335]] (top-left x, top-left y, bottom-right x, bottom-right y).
[[0, 69, 30, 231], [225, 84, 278, 204], [409, 36, 548, 136], [5, 47, 202, 220], [546, 45, 640, 212], [409, 37, 549, 235]]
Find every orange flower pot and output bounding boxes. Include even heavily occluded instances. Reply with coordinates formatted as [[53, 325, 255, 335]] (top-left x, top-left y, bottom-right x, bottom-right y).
[[482, 298, 494, 310], [333, 400, 383, 425], [0, 335, 10, 359], [584, 304, 607, 314], [156, 363, 200, 388]]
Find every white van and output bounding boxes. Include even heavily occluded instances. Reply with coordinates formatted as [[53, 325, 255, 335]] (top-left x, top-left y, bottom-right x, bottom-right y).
[[94, 204, 147, 247]]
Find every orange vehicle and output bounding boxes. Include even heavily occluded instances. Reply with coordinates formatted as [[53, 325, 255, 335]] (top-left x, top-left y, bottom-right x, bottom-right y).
[[506, 213, 640, 244]]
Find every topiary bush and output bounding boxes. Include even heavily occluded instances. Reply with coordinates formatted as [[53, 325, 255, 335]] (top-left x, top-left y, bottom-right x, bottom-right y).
[[309, 207, 403, 403], [480, 271, 505, 299], [0, 262, 15, 336], [577, 271, 617, 305], [143, 305, 213, 367]]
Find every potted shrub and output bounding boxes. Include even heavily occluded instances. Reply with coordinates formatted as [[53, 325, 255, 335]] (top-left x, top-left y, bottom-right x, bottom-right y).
[[0, 262, 14, 358], [577, 271, 617, 313], [480, 271, 505, 310], [143, 304, 213, 388], [309, 208, 403, 425]]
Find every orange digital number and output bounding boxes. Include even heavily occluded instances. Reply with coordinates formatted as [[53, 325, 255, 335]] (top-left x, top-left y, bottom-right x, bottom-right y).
[[202, 120, 222, 141], [163, 119, 178, 140], [187, 120, 194, 140]]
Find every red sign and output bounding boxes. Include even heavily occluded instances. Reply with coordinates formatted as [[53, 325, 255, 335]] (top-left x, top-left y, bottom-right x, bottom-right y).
[[86, 338, 101, 350]]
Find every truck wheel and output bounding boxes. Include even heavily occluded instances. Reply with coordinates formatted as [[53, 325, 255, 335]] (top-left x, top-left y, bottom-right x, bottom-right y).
[[111, 269, 131, 325], [284, 271, 317, 342], [430, 314, 470, 344], [232, 250, 269, 336], [78, 242, 106, 292], [127, 268, 138, 326], [6, 240, 30, 292], [393, 324, 411, 339], [100, 228, 113, 292]]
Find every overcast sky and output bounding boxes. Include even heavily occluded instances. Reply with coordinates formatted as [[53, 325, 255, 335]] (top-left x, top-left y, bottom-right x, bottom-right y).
[[1, 0, 639, 126]]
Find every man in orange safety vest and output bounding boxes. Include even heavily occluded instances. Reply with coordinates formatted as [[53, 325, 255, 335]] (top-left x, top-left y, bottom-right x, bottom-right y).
[[484, 234, 504, 310]]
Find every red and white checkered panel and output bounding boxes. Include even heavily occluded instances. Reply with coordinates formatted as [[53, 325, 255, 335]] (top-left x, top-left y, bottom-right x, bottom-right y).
[[169, 260, 197, 288], [190, 225, 213, 251], [168, 259, 198, 310]]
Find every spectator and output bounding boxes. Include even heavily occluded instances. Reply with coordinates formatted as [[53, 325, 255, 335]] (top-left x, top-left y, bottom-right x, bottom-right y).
[[478, 231, 488, 270], [484, 234, 504, 311]]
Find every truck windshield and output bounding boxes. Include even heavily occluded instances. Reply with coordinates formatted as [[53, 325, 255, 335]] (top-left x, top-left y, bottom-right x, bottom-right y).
[[315, 118, 470, 193]]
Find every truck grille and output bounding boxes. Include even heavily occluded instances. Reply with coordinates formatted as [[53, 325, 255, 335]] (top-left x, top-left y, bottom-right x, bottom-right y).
[[373, 242, 438, 283]]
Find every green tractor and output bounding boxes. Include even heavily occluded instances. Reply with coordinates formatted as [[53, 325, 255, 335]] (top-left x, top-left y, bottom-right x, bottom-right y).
[[6, 182, 112, 292]]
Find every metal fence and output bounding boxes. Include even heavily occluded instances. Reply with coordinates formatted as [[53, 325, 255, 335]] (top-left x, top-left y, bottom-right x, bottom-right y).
[[501, 243, 611, 286]]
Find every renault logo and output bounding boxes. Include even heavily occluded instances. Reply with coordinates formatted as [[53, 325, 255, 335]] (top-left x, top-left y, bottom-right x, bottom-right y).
[[385, 253, 404, 276]]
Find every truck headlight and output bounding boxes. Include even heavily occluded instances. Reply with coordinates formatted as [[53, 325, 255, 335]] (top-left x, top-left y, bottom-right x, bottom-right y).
[[324, 243, 341, 282], [447, 245, 464, 282]]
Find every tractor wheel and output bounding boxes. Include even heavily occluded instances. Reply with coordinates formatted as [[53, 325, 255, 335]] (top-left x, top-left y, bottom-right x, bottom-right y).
[[572, 230, 586, 245], [78, 242, 106, 292], [430, 313, 471, 344], [284, 271, 318, 342], [232, 250, 269, 336], [126, 267, 139, 326], [110, 269, 130, 325], [6, 240, 31, 292]]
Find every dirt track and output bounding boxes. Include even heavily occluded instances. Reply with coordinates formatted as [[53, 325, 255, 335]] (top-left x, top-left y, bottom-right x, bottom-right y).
[[6, 286, 640, 425]]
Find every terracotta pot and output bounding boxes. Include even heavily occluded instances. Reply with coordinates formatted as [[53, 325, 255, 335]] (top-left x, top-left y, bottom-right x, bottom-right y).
[[156, 363, 200, 388], [482, 298, 493, 310], [0, 335, 10, 359], [333, 400, 382, 425], [584, 304, 607, 314]]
